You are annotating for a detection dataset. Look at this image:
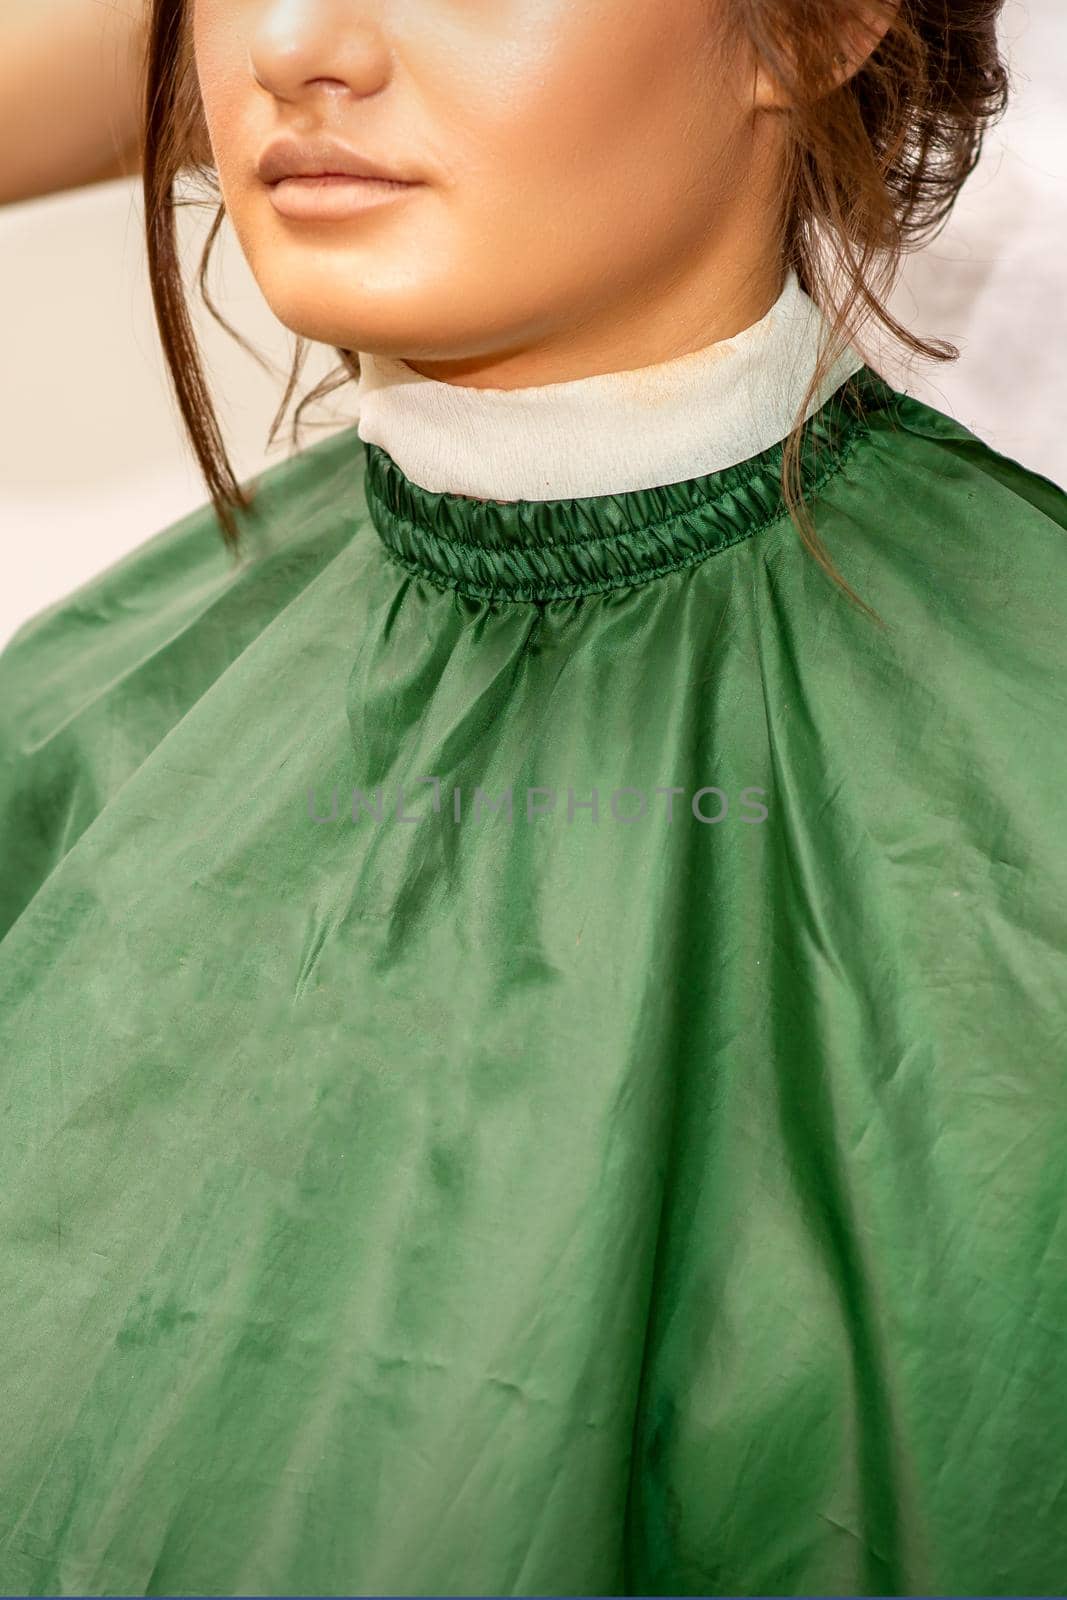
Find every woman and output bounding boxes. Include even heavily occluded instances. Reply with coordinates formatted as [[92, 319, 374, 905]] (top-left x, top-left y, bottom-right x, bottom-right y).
[[1, 1, 1065, 1596]]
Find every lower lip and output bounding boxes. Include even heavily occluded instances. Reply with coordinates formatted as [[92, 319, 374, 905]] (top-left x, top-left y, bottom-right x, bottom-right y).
[[267, 174, 419, 221]]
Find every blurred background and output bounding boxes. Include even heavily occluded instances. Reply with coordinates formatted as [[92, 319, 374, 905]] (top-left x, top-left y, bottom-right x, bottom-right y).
[[0, 0, 1064, 649]]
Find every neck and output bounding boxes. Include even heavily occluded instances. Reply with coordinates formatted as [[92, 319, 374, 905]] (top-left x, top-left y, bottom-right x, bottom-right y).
[[354, 269, 866, 504], [397, 259, 790, 390]]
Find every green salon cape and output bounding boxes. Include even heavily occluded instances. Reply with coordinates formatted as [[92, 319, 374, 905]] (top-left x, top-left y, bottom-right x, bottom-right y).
[[1, 366, 1066, 1598]]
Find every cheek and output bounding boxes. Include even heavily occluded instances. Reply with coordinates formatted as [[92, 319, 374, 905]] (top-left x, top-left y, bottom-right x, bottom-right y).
[[489, 30, 721, 218], [473, 93, 714, 263], [191, 10, 247, 164]]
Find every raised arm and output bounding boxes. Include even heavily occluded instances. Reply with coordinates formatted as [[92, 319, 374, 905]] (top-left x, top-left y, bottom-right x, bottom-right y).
[[0, 0, 147, 206]]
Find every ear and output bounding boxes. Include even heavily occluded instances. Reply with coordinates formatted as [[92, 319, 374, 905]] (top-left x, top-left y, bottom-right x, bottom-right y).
[[752, 0, 901, 111], [833, 0, 901, 84]]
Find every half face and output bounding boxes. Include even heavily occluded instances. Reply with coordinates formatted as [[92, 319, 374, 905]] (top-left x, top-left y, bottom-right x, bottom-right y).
[[192, 0, 791, 385]]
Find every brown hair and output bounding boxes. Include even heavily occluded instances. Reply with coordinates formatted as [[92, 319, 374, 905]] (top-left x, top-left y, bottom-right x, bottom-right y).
[[141, 0, 1010, 621]]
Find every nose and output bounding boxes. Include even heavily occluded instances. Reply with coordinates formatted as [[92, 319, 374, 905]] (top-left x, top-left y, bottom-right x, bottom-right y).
[[247, 1, 392, 106]]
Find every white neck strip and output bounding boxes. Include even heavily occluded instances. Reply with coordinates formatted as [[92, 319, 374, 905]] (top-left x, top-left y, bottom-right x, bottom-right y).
[[354, 269, 865, 502]]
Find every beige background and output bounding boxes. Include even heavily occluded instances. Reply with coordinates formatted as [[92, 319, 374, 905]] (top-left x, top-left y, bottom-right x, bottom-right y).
[[1, 0, 1064, 650]]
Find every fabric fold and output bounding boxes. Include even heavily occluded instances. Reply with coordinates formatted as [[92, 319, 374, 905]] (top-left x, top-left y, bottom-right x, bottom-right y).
[[0, 359, 1066, 1598]]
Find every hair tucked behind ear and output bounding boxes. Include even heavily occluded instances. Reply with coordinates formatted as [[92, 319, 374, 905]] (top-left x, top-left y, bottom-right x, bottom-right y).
[[141, 0, 1010, 618]]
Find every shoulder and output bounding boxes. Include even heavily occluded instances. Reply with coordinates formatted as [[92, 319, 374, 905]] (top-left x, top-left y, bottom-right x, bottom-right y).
[[772, 377, 1067, 965], [845, 370, 1067, 547], [0, 423, 367, 749], [0, 425, 368, 939], [817, 371, 1067, 665], [860, 375, 1067, 536], [780, 372, 1067, 822]]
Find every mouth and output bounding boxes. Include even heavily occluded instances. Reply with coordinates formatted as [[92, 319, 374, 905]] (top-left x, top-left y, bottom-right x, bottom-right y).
[[266, 173, 421, 222]]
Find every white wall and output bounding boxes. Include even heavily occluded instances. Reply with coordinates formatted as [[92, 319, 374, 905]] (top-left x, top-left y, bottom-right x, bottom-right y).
[[0, 177, 353, 647], [1, 0, 1064, 649], [872, 0, 1067, 469]]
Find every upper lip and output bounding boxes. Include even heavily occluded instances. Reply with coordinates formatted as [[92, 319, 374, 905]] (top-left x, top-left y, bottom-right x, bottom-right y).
[[256, 136, 417, 185]]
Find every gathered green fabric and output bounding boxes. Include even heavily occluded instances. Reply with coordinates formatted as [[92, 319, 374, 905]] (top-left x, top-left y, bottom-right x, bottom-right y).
[[1, 365, 1066, 1597], [361, 364, 889, 600]]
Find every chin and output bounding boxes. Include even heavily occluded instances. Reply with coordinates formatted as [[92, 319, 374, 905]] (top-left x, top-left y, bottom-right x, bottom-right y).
[[249, 267, 427, 354], [264, 303, 363, 349]]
